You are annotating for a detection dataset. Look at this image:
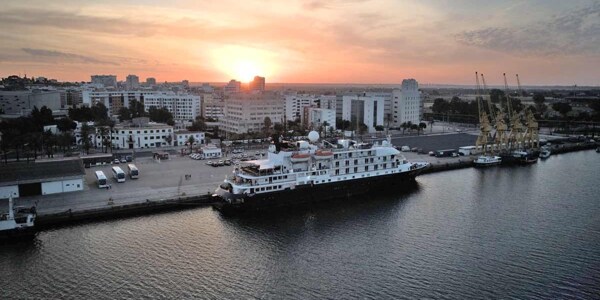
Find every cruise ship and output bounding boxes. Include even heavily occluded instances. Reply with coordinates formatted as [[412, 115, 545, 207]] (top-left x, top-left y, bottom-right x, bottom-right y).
[[213, 132, 429, 213]]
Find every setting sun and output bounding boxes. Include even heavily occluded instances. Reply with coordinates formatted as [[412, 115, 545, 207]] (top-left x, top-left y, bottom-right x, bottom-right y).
[[234, 60, 261, 82], [211, 46, 278, 82]]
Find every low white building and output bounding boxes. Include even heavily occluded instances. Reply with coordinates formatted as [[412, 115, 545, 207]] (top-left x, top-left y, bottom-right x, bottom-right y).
[[201, 144, 222, 158], [0, 159, 85, 198], [175, 131, 205, 146], [75, 120, 174, 150]]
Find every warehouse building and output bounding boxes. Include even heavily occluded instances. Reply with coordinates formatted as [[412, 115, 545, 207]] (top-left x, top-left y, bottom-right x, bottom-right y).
[[0, 159, 86, 199]]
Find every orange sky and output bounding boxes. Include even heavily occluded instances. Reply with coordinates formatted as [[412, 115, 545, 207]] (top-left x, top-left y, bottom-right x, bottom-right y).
[[0, 0, 599, 85]]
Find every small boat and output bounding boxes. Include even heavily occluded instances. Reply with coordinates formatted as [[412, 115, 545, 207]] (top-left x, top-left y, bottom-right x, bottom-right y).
[[314, 150, 334, 159], [539, 148, 551, 159], [474, 155, 502, 167], [1, 196, 36, 241], [596, 147, 600, 153], [290, 153, 310, 163]]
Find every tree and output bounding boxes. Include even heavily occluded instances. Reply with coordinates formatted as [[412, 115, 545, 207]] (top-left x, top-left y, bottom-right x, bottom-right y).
[[91, 102, 109, 122], [57, 131, 74, 154], [410, 123, 419, 135], [42, 129, 56, 158], [432, 98, 450, 114], [533, 93, 545, 105], [188, 116, 207, 131], [80, 124, 94, 154], [98, 126, 109, 153], [263, 117, 272, 137], [552, 102, 572, 118], [164, 135, 173, 146], [489, 89, 505, 104], [118, 107, 132, 122], [56, 117, 77, 132], [273, 122, 284, 134], [187, 135, 195, 153], [148, 106, 173, 124], [419, 122, 427, 135], [358, 123, 368, 135], [129, 99, 146, 118], [375, 125, 384, 131], [400, 122, 408, 135]]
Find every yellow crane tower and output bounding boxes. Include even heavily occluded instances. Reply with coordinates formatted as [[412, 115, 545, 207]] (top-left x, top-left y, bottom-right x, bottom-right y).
[[504, 73, 525, 150], [518, 74, 540, 149], [475, 72, 493, 154]]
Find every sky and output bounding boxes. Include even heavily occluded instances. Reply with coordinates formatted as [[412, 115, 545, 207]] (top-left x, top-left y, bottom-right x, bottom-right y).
[[0, 0, 598, 85]]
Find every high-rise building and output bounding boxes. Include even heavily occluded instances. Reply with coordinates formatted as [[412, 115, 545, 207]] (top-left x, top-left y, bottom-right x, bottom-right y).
[[249, 76, 265, 92], [146, 77, 157, 85], [126, 74, 140, 90], [392, 79, 421, 126], [223, 80, 241, 94], [144, 93, 202, 122], [221, 92, 284, 135], [284, 94, 319, 123], [341, 95, 385, 133], [307, 108, 336, 130], [201, 93, 224, 120], [91, 75, 117, 87]]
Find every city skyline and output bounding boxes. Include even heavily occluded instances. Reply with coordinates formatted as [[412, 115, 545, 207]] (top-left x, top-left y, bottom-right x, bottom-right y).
[[0, 0, 598, 85]]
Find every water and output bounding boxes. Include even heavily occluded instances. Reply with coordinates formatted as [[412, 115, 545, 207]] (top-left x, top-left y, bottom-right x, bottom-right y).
[[2, 150, 600, 299]]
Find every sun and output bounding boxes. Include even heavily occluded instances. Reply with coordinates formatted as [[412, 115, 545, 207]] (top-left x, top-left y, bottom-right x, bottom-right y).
[[234, 60, 261, 82], [210, 46, 277, 82]]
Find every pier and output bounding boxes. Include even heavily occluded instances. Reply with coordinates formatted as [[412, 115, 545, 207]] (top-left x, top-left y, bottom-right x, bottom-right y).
[[7, 135, 597, 227]]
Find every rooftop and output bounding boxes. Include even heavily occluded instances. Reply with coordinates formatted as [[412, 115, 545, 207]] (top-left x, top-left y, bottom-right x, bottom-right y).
[[0, 158, 85, 185]]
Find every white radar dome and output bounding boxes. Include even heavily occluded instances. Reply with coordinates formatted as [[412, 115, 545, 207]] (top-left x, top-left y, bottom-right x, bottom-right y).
[[308, 131, 320, 142]]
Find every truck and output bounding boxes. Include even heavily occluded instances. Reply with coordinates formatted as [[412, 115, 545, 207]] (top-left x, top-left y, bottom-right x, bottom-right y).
[[435, 149, 458, 157]]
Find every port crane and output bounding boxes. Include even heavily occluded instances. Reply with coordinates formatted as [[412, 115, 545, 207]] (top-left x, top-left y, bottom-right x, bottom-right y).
[[474, 72, 493, 154], [518, 74, 539, 149]]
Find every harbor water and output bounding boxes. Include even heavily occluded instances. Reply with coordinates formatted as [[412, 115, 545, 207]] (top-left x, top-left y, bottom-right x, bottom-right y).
[[1, 150, 599, 299]]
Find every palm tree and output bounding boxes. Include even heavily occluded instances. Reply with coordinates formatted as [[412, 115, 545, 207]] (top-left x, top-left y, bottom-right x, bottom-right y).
[[187, 136, 195, 153], [263, 117, 272, 138], [418, 122, 427, 135], [80, 124, 94, 154], [98, 126, 108, 153], [108, 120, 116, 153], [401, 122, 408, 135]]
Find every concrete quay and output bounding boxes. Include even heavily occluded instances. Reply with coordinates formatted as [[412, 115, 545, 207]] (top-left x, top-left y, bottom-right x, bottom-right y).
[[15, 133, 597, 227]]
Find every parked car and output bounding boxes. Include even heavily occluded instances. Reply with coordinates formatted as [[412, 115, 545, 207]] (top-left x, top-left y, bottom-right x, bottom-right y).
[[428, 151, 435, 156], [125, 155, 133, 162], [401, 146, 410, 152], [224, 159, 232, 166], [113, 159, 120, 164], [206, 161, 213, 166], [120, 157, 127, 163]]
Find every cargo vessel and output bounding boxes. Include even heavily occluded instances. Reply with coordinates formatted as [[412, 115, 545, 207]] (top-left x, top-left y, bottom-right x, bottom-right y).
[[213, 132, 429, 214]]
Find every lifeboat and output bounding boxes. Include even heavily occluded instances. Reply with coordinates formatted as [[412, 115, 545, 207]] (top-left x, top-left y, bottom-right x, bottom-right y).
[[290, 153, 310, 163], [314, 150, 334, 160]]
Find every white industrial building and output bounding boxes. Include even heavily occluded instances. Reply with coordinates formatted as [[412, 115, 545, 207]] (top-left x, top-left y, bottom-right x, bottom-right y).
[[175, 131, 205, 146], [392, 79, 422, 126], [0, 159, 85, 198], [223, 80, 241, 94], [143, 93, 202, 122], [341, 95, 385, 133], [220, 92, 284, 135]]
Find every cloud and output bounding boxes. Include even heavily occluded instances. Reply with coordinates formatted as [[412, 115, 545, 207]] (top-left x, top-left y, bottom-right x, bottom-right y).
[[455, 2, 600, 56], [21, 48, 118, 65]]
